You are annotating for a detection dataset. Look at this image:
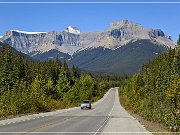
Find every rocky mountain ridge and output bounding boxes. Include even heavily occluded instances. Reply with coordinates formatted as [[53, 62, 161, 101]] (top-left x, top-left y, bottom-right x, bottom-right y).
[[0, 20, 176, 73], [0, 20, 175, 57]]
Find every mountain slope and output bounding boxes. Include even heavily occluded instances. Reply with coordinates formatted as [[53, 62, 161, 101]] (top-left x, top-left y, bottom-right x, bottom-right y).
[[69, 40, 169, 73], [0, 20, 176, 73], [29, 49, 71, 61], [0, 42, 31, 59], [0, 20, 175, 56]]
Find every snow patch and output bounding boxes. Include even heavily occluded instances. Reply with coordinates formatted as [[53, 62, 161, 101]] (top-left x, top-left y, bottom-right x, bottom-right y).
[[0, 36, 3, 38], [64, 26, 80, 34], [10, 30, 47, 35], [153, 52, 158, 55]]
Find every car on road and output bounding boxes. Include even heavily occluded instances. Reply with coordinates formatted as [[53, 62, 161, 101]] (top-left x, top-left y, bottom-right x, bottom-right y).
[[81, 100, 91, 109]]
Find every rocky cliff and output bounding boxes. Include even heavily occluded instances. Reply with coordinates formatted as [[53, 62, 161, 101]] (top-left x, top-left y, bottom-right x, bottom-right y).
[[0, 20, 176, 73], [0, 20, 175, 56]]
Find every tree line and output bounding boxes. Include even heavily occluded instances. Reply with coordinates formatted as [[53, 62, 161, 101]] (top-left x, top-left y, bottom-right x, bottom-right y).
[[119, 35, 180, 132], [0, 43, 122, 118]]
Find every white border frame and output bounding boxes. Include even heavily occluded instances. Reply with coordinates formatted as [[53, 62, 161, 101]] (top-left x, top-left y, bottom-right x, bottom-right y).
[[0, 1, 180, 4]]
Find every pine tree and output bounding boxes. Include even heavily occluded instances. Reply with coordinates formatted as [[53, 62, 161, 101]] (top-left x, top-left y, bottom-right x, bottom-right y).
[[13, 80, 28, 113], [166, 76, 180, 131], [29, 74, 46, 112], [177, 34, 180, 45], [44, 77, 54, 97], [0, 45, 16, 94], [56, 68, 70, 99], [172, 45, 180, 76], [13, 53, 26, 80]]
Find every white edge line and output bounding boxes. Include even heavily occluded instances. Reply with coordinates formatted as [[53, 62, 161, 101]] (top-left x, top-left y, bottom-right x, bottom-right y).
[[94, 89, 116, 135], [0, 2, 180, 4]]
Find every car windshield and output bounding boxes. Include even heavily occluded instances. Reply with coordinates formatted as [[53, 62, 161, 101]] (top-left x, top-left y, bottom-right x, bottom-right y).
[[83, 100, 89, 103]]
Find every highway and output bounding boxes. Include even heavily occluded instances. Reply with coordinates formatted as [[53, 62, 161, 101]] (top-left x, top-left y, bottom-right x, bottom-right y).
[[0, 88, 151, 135]]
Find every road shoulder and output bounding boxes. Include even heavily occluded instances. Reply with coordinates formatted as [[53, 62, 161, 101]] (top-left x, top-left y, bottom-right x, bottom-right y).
[[102, 88, 152, 135]]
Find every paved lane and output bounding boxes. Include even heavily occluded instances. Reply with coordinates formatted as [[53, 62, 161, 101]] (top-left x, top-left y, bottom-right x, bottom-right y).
[[102, 88, 152, 135], [0, 88, 151, 135]]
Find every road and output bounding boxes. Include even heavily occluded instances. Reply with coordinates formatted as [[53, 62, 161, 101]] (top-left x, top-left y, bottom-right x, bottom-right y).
[[0, 88, 151, 135]]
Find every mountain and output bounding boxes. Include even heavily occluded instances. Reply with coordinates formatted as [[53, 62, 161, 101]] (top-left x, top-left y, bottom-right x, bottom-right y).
[[64, 26, 81, 34], [69, 39, 169, 73], [29, 49, 71, 61], [0, 42, 31, 60], [0, 29, 81, 56], [0, 20, 176, 73], [0, 42, 19, 53]]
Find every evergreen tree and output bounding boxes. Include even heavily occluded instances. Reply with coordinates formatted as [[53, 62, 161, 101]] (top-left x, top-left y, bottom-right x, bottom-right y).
[[120, 45, 180, 131], [166, 76, 180, 131], [172, 47, 180, 76], [56, 67, 70, 99], [13, 53, 26, 80], [44, 77, 54, 97], [29, 74, 46, 112], [0, 45, 16, 94], [13, 80, 29, 114], [0, 43, 116, 117], [177, 34, 180, 46]]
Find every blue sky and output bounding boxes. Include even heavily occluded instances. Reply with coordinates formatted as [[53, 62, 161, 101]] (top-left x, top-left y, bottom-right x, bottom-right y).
[[0, 0, 180, 42]]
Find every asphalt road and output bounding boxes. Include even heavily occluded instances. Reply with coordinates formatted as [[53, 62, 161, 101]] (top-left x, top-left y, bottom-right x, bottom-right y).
[[0, 88, 151, 135]]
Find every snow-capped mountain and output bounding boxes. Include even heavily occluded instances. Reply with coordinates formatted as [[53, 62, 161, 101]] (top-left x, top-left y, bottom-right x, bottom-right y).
[[0, 28, 81, 55], [0, 20, 176, 73], [0, 20, 175, 56], [64, 26, 81, 34], [10, 30, 47, 34]]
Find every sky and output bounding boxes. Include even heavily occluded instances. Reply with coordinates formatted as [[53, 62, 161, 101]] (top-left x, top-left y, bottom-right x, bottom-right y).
[[0, 0, 180, 42]]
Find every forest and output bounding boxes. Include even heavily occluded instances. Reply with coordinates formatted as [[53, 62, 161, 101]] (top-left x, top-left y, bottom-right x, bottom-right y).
[[0, 43, 123, 118], [119, 36, 180, 132], [1, 35, 179, 132]]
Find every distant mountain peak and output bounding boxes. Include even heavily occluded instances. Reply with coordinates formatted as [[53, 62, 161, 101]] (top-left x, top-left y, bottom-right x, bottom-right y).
[[110, 20, 140, 29], [64, 26, 80, 34], [0, 20, 175, 57]]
